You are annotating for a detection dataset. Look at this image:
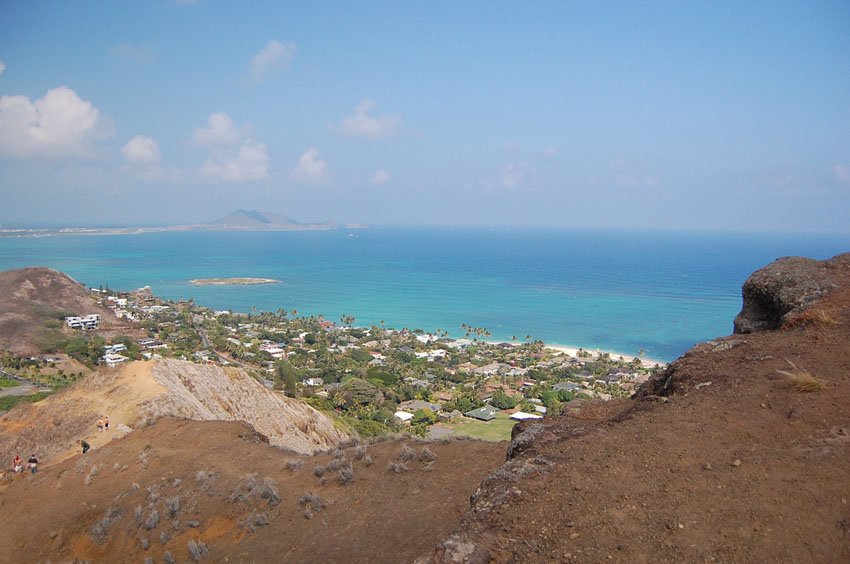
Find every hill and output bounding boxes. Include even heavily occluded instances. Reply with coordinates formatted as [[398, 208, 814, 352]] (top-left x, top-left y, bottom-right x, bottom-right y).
[[423, 253, 850, 563], [212, 209, 334, 230], [0, 359, 347, 466], [213, 209, 300, 227], [0, 419, 505, 562], [0, 267, 129, 355]]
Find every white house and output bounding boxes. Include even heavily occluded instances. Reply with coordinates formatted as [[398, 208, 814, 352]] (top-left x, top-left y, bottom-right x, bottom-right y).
[[65, 314, 101, 330], [394, 411, 414, 424], [103, 343, 127, 355], [102, 353, 129, 367]]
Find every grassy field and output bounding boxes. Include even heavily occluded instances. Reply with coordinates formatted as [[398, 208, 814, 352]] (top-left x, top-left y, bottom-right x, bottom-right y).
[[433, 412, 516, 442], [0, 377, 22, 388]]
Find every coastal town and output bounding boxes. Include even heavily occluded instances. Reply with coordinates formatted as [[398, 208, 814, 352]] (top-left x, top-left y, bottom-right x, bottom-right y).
[[1, 283, 663, 440]]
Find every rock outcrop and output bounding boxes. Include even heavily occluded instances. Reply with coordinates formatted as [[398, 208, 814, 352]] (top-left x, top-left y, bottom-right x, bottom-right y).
[[733, 253, 848, 333]]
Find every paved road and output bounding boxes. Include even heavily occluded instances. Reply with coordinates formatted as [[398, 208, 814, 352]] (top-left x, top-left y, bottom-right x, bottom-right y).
[[0, 369, 52, 398]]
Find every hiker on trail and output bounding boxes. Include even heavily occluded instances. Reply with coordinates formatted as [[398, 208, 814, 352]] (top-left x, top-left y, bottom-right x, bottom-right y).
[[27, 454, 38, 474], [13, 454, 22, 473], [104, 416, 109, 431], [79, 439, 90, 454], [97, 418, 104, 432]]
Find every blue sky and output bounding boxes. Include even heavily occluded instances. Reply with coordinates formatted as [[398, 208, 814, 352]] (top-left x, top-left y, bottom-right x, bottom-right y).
[[1, 1, 849, 231]]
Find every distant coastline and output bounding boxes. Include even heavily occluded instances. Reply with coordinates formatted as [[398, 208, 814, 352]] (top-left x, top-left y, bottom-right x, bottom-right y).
[[190, 277, 280, 286]]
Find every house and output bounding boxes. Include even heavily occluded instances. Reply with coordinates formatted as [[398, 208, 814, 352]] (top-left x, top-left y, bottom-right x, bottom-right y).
[[399, 399, 441, 413], [473, 362, 502, 376], [303, 377, 324, 387], [510, 411, 543, 421], [464, 405, 498, 421], [456, 362, 479, 373], [394, 411, 414, 424], [65, 314, 100, 330], [103, 343, 127, 355], [102, 353, 128, 367], [553, 382, 582, 393], [439, 409, 461, 421], [534, 405, 547, 414]]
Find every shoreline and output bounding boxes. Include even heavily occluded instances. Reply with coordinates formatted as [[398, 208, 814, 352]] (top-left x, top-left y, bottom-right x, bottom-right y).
[[542, 344, 666, 368]]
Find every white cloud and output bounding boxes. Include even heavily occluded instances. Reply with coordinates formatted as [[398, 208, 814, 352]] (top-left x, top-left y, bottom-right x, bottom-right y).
[[833, 164, 850, 183], [543, 145, 557, 157], [249, 40, 296, 81], [201, 141, 269, 181], [0, 60, 5, 75], [290, 148, 328, 184], [370, 169, 390, 186], [498, 162, 531, 188], [122, 135, 161, 164], [109, 43, 154, 64], [337, 99, 401, 139], [193, 112, 241, 145], [614, 174, 658, 188], [0, 86, 108, 158]]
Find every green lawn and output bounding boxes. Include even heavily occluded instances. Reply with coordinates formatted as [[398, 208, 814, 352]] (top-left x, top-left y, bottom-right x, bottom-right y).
[[0, 376, 22, 388], [434, 412, 516, 441]]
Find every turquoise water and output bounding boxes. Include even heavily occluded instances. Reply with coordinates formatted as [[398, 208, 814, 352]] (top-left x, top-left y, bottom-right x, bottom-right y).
[[0, 228, 847, 361]]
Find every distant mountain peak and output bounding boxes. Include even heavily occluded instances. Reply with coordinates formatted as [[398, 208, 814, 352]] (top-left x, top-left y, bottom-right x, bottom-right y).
[[213, 210, 299, 226]]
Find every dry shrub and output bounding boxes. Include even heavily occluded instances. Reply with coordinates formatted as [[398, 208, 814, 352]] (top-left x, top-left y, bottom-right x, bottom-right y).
[[388, 462, 408, 474], [159, 530, 170, 544], [164, 550, 175, 564], [90, 506, 121, 545], [354, 445, 367, 460], [298, 492, 326, 519], [140, 537, 150, 550], [398, 445, 415, 463], [241, 509, 271, 533], [230, 474, 280, 507], [337, 461, 354, 485], [284, 459, 302, 471], [363, 453, 374, 466], [134, 505, 143, 526], [313, 464, 326, 477], [188, 539, 209, 562], [419, 447, 438, 463], [144, 508, 160, 530], [778, 359, 825, 393], [164, 496, 180, 518], [144, 557, 153, 564]]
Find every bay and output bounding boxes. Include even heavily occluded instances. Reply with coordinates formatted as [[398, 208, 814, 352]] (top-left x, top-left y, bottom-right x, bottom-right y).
[[0, 227, 847, 362]]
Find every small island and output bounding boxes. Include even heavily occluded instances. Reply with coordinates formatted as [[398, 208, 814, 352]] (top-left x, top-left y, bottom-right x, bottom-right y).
[[190, 277, 280, 286]]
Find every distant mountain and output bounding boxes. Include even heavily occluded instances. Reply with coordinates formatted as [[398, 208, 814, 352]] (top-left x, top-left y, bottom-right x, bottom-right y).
[[213, 209, 301, 227]]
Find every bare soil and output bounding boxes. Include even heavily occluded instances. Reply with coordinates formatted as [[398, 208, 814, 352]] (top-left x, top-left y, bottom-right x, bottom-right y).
[[0, 419, 505, 563]]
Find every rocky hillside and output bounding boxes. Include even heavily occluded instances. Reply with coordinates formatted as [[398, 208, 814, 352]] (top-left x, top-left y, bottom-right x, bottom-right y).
[[141, 360, 347, 453], [0, 266, 127, 354], [422, 253, 850, 563], [0, 359, 347, 466]]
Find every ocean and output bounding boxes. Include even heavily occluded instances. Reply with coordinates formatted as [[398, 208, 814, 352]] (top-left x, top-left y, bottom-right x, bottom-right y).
[[0, 228, 847, 362]]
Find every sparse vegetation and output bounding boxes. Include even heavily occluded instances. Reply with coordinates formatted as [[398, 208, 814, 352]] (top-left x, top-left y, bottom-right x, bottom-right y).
[[388, 461, 408, 474], [779, 360, 825, 393], [337, 461, 354, 485], [298, 492, 326, 519], [90, 506, 121, 544], [284, 459, 302, 471], [188, 539, 209, 562], [230, 473, 280, 507], [241, 509, 271, 533], [165, 496, 180, 518], [398, 445, 416, 463], [144, 508, 160, 530]]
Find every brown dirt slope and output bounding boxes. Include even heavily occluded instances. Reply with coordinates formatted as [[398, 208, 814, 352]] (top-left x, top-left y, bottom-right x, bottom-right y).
[[0, 419, 505, 563], [424, 253, 850, 563], [0, 359, 347, 467], [0, 266, 126, 354]]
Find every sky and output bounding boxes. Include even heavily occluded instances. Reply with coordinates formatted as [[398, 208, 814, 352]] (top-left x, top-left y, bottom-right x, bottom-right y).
[[1, 1, 849, 232]]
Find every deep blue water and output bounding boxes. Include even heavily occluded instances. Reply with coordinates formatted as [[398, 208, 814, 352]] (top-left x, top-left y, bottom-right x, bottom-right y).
[[0, 228, 847, 361]]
